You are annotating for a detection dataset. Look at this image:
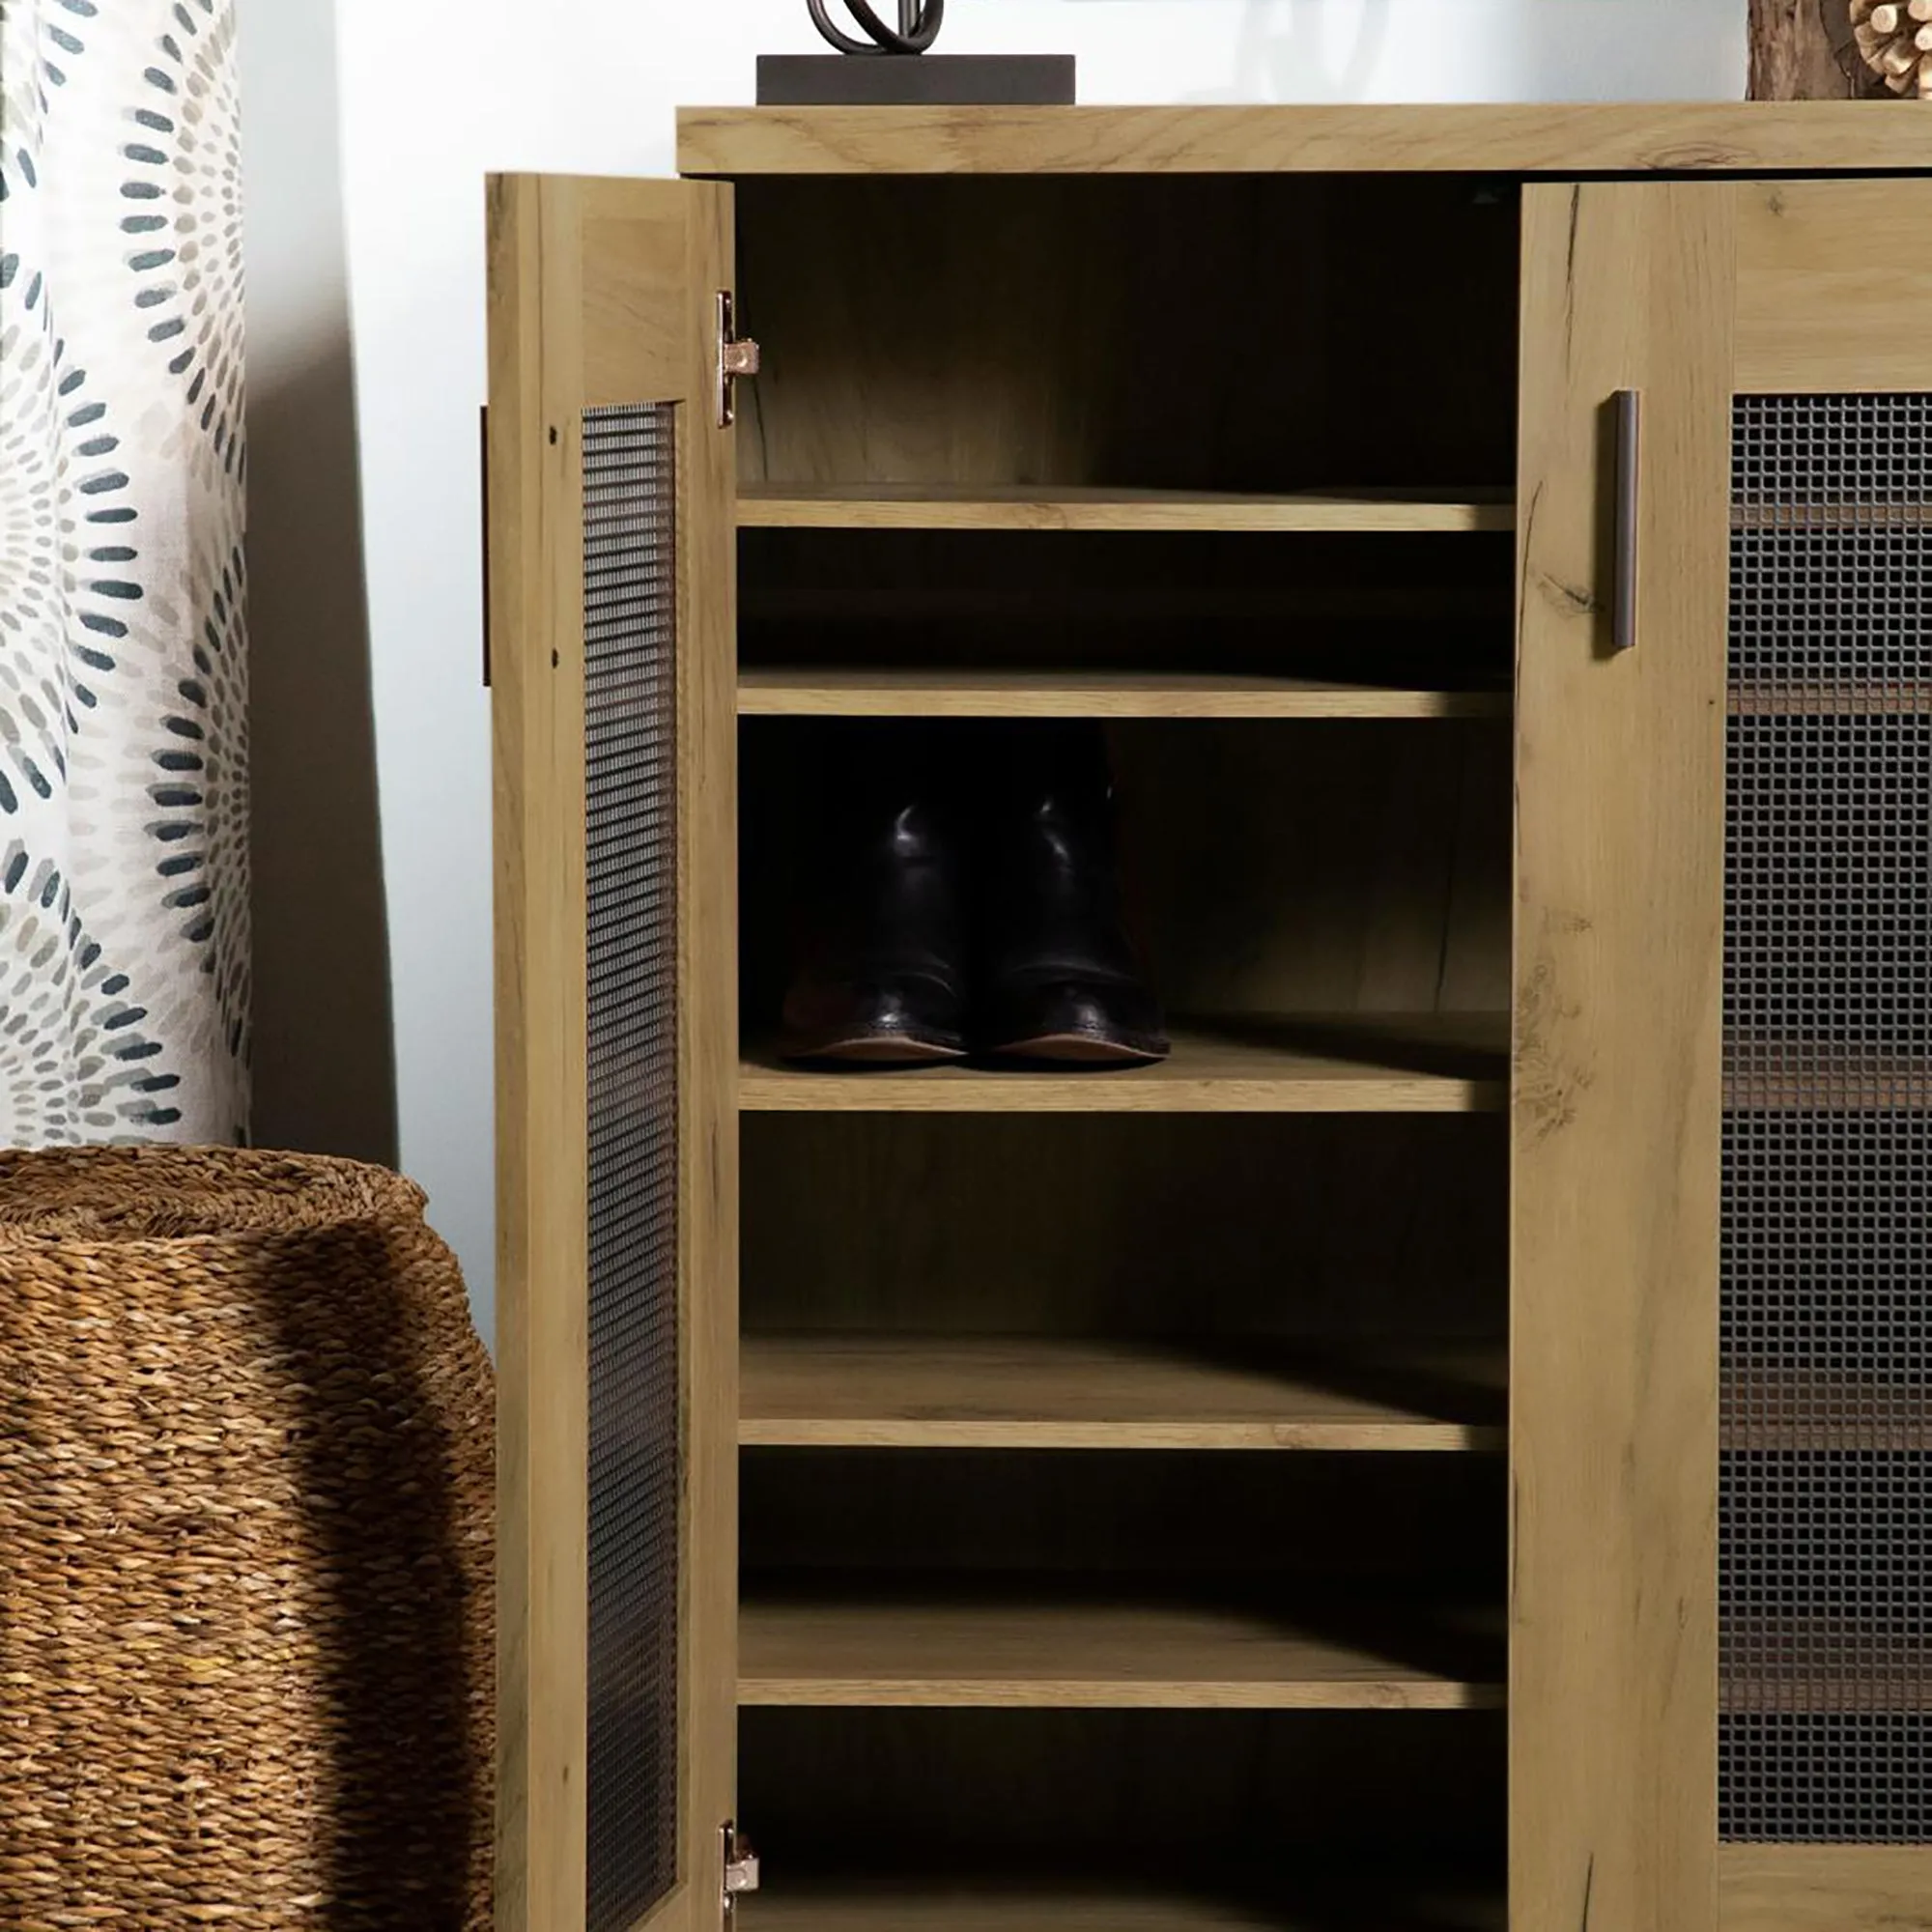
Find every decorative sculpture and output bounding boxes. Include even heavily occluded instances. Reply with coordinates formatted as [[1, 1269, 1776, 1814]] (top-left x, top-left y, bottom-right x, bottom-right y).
[[808, 0, 945, 56], [1849, 0, 1932, 93], [1747, 0, 1925, 97], [759, 0, 1070, 103]]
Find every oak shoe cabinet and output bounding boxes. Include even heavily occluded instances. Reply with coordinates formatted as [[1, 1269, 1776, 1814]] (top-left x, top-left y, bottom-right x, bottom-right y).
[[487, 106, 1932, 1932]]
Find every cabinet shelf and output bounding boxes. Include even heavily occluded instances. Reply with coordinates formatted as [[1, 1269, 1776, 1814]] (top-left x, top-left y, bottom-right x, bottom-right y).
[[738, 669, 1512, 722], [1732, 504, 1932, 531], [1723, 1662, 1932, 1715], [1730, 681, 1932, 718], [739, 484, 1515, 535], [739, 1583, 1504, 1711], [1724, 1363, 1931, 1451], [740, 1875, 1506, 1932], [740, 1335, 1506, 1452], [1725, 1048, 1932, 1112], [740, 1014, 1510, 1115]]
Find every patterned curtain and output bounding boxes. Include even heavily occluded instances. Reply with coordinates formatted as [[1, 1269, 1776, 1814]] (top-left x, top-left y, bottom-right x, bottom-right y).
[[0, 0, 247, 1143]]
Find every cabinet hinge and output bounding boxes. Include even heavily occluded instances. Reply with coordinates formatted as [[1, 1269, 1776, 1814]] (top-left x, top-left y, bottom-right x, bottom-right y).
[[716, 290, 761, 429], [722, 1819, 760, 1922]]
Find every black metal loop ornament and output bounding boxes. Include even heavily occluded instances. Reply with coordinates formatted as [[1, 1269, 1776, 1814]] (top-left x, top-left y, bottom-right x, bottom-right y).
[[761, 0, 1066, 105], [808, 0, 945, 56]]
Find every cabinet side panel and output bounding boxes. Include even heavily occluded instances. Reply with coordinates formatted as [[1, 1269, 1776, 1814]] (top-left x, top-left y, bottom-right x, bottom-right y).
[[1512, 181, 1733, 1932]]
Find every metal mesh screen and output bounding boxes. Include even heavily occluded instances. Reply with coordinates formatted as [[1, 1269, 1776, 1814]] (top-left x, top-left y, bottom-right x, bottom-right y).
[[1721, 393, 1932, 1842], [583, 403, 682, 1922]]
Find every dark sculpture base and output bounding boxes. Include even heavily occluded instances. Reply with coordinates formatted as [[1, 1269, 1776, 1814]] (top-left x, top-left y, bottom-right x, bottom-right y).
[[756, 54, 1075, 106]]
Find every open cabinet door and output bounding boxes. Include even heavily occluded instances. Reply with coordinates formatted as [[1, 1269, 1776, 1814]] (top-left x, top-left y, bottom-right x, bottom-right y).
[[1516, 179, 1932, 1932], [1513, 180, 1735, 1932], [488, 175, 739, 1932]]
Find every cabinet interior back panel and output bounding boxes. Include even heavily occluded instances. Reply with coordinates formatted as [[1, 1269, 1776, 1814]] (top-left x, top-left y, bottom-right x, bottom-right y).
[[732, 175, 1520, 495], [1722, 393, 1932, 1843]]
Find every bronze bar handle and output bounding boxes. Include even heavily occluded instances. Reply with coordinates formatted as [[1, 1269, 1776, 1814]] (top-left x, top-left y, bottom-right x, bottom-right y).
[[1613, 387, 1640, 654]]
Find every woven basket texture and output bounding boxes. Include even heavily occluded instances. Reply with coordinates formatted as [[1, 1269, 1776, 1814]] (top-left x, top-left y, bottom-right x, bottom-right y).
[[0, 1146, 495, 1931]]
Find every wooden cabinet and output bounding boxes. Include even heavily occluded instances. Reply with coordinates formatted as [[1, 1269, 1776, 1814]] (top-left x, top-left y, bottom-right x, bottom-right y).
[[486, 108, 1932, 1932]]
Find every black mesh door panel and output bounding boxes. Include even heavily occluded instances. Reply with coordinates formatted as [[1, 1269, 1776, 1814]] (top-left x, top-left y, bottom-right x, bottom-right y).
[[1722, 394, 1932, 1843], [582, 402, 683, 1922]]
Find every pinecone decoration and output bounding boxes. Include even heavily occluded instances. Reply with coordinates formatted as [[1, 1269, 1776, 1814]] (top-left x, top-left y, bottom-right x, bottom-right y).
[[1851, 0, 1932, 95]]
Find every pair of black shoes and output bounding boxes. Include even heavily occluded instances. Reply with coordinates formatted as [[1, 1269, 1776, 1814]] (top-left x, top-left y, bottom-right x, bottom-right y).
[[780, 722, 1169, 1066]]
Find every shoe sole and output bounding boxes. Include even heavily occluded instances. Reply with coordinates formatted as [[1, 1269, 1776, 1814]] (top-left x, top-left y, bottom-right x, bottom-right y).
[[988, 1031, 1170, 1066], [780, 1029, 968, 1065]]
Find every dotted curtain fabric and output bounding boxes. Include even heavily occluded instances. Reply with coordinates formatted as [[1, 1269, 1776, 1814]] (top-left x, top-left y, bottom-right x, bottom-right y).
[[0, 0, 247, 1144]]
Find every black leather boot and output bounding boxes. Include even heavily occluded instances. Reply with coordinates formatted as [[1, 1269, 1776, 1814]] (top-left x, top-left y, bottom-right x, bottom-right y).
[[780, 725, 969, 1064], [977, 722, 1170, 1065]]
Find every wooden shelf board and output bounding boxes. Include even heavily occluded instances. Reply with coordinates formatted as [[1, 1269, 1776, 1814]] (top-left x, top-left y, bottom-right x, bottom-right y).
[[1732, 504, 1932, 531], [740, 1334, 1507, 1452], [738, 668, 1511, 722], [1725, 1067, 1932, 1111], [740, 1886, 1293, 1932], [1725, 1614, 1932, 1712], [741, 1013, 1510, 1116], [1723, 1364, 1932, 1452], [738, 484, 1514, 535], [739, 1587, 1503, 1711], [1732, 682, 1932, 717], [1723, 1677, 1932, 1716], [741, 1875, 1505, 1932]]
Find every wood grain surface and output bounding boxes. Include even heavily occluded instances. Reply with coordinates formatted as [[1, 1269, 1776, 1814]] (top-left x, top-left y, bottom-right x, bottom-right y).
[[680, 102, 1930, 177], [1720, 1844, 1932, 1931], [739, 1587, 1505, 1710], [738, 484, 1514, 534], [740, 1333, 1507, 1451], [737, 668, 1511, 721], [741, 1014, 1509, 1114]]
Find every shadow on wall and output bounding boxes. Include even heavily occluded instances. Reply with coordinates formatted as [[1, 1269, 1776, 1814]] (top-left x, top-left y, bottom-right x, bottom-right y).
[[1188, 0, 1747, 100], [1231, 0, 1391, 100], [249, 331, 399, 1167]]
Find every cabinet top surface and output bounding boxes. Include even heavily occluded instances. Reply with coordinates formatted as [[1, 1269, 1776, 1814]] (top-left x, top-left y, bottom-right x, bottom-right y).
[[677, 101, 1932, 177]]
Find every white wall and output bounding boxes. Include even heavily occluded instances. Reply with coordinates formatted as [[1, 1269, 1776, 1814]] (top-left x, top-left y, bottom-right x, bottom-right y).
[[247, 0, 1748, 1340]]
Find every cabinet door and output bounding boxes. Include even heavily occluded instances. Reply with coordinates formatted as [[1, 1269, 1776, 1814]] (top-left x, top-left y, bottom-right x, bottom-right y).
[[1515, 178, 1932, 1932], [487, 175, 739, 1932]]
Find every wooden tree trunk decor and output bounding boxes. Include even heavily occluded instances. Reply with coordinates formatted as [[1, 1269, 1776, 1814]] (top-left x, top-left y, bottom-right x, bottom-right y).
[[1747, 0, 1890, 97], [1749, 0, 1855, 94]]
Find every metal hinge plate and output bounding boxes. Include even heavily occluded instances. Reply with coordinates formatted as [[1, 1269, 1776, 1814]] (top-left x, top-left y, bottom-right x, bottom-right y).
[[722, 1819, 760, 1922], [716, 291, 760, 429]]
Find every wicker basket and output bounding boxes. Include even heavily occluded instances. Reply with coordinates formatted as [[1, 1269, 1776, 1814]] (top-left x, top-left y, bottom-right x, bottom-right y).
[[0, 1146, 495, 1930]]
